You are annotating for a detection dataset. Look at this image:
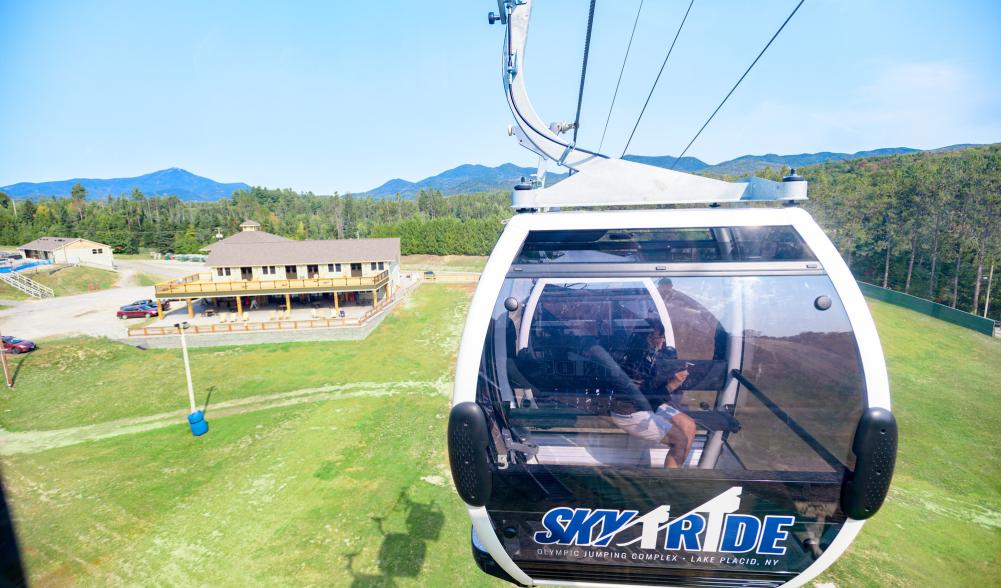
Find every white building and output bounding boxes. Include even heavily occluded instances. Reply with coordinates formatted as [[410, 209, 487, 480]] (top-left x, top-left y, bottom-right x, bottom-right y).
[[18, 236, 115, 269]]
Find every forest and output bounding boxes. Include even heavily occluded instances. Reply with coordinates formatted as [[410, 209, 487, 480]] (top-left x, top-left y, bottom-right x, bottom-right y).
[[0, 144, 997, 319]]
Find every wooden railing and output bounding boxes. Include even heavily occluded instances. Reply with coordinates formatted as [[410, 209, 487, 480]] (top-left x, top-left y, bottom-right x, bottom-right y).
[[128, 289, 402, 338], [155, 270, 390, 296]]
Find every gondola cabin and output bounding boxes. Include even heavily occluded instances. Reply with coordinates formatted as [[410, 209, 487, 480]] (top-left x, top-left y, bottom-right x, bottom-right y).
[[450, 1, 896, 585], [449, 208, 896, 587]]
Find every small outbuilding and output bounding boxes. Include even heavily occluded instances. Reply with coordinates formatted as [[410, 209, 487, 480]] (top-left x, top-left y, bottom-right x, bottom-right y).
[[18, 237, 115, 269]]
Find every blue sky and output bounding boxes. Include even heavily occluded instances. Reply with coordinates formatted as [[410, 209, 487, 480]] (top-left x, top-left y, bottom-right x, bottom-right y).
[[1, 0, 999, 194]]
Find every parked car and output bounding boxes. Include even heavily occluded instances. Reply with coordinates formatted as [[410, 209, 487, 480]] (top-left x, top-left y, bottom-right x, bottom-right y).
[[1, 336, 35, 354], [124, 299, 169, 310], [117, 304, 159, 319]]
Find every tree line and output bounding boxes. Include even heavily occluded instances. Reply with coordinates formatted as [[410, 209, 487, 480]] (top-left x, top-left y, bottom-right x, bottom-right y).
[[0, 144, 997, 319]]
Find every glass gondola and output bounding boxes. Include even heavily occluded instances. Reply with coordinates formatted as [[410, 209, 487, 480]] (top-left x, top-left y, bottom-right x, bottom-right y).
[[449, 3, 897, 587]]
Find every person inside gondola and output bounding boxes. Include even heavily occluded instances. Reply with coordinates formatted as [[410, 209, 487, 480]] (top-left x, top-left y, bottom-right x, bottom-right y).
[[611, 320, 696, 467]]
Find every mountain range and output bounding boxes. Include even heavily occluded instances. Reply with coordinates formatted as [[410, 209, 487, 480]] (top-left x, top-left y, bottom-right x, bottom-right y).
[[0, 168, 250, 200], [1, 144, 984, 200], [362, 144, 981, 197]]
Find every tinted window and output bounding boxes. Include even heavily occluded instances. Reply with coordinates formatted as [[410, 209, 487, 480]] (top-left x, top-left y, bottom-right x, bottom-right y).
[[477, 275, 863, 474], [514, 226, 816, 264]]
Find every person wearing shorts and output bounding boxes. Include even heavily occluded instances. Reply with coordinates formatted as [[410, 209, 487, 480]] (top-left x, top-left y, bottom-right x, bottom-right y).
[[612, 322, 697, 468]]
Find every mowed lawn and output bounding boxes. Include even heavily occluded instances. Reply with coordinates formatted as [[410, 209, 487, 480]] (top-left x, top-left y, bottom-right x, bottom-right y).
[[400, 255, 487, 273], [0, 291, 998, 587], [0, 284, 471, 432], [817, 300, 1001, 587]]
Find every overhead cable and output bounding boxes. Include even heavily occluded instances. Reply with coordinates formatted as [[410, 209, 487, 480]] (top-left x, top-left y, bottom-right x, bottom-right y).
[[572, 0, 598, 144], [672, 0, 806, 168], [621, 0, 696, 158], [598, 0, 644, 153]]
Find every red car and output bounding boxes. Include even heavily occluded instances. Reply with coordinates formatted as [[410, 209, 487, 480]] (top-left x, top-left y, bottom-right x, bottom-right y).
[[2, 336, 35, 354], [117, 304, 159, 319]]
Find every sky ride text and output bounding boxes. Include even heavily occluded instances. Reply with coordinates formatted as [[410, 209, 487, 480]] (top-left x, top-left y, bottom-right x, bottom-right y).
[[533, 487, 795, 560]]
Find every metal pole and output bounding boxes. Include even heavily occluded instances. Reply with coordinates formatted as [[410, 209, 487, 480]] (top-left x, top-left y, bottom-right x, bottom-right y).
[[984, 261, 995, 319], [0, 326, 12, 388], [178, 325, 196, 413]]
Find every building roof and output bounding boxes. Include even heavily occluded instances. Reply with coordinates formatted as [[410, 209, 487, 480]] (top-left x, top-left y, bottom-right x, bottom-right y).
[[206, 234, 400, 267], [18, 236, 103, 252], [201, 228, 292, 252], [239, 220, 261, 228]]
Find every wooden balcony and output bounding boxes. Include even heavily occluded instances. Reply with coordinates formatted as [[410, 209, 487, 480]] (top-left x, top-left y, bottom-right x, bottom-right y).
[[155, 270, 390, 298]]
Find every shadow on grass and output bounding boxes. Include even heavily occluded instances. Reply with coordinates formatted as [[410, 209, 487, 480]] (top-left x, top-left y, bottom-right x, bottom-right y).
[[8, 352, 32, 386], [344, 489, 445, 587]]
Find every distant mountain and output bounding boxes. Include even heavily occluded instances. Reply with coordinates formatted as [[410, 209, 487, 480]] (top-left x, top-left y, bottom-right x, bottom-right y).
[[700, 147, 923, 176], [363, 163, 568, 199], [361, 144, 984, 197], [622, 154, 710, 172], [1, 168, 250, 200]]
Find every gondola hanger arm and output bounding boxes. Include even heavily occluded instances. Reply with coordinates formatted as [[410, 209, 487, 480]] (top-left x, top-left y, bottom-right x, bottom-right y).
[[499, 0, 607, 172], [496, 0, 807, 210]]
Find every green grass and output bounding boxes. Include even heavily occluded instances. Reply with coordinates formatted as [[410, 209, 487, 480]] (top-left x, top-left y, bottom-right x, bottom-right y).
[[0, 282, 30, 301], [0, 284, 472, 432], [0, 293, 998, 587], [0, 266, 117, 299], [134, 272, 161, 287], [30, 266, 118, 296], [816, 300, 1001, 587], [400, 255, 487, 272], [3, 394, 489, 587]]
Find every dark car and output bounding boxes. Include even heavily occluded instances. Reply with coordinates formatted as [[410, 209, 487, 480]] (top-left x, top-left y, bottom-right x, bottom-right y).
[[1, 336, 35, 354], [124, 299, 169, 310], [117, 304, 159, 319]]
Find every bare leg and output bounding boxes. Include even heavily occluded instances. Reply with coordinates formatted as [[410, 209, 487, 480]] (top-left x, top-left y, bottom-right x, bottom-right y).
[[663, 412, 696, 468]]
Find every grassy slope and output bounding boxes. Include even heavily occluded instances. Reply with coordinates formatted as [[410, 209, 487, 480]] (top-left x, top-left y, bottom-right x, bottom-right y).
[[817, 300, 1001, 586], [0, 295, 998, 587], [33, 266, 118, 296], [0, 266, 118, 299], [0, 284, 471, 432]]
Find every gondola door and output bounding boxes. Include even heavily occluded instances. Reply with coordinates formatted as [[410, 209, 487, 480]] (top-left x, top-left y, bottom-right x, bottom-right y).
[[449, 208, 895, 588]]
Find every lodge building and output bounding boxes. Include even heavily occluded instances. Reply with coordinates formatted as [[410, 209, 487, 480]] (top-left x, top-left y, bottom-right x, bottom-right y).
[[153, 220, 400, 320]]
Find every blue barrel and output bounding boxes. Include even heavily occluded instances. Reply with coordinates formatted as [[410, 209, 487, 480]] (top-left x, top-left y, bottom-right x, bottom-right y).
[[188, 410, 209, 436]]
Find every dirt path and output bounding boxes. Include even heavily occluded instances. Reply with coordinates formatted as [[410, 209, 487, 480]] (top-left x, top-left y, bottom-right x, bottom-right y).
[[0, 379, 450, 456]]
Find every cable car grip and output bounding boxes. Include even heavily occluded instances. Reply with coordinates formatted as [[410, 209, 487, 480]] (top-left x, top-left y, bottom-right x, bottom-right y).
[[448, 402, 493, 507], [841, 407, 897, 519]]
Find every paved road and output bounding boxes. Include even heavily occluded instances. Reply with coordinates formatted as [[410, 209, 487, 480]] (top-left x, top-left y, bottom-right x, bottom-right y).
[[0, 260, 203, 341]]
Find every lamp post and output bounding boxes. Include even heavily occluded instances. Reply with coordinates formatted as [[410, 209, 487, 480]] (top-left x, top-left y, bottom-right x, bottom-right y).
[[175, 322, 208, 436]]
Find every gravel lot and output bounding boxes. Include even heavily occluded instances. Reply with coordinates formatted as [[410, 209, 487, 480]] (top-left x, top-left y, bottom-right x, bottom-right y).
[[0, 260, 203, 341]]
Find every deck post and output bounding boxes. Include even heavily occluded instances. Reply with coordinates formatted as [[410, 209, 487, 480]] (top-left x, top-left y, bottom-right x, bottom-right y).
[[236, 295, 243, 319], [157, 299, 164, 320], [285, 293, 292, 318], [187, 298, 194, 318], [372, 288, 377, 306], [334, 292, 340, 314]]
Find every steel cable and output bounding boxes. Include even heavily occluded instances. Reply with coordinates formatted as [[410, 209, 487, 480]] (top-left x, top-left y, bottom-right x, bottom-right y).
[[572, 0, 598, 144], [598, 0, 644, 153], [621, 0, 696, 158], [672, 0, 806, 168]]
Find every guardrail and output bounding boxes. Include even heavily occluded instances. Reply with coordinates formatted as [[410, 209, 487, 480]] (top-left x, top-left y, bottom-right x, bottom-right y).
[[155, 270, 390, 296]]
